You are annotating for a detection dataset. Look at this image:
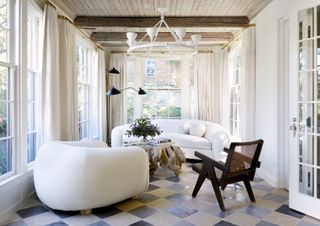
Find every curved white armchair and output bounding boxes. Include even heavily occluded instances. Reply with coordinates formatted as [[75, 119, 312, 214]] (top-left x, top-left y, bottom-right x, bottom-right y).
[[34, 141, 149, 211]]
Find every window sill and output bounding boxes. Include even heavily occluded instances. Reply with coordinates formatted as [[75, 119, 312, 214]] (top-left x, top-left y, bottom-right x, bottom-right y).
[[0, 168, 33, 189]]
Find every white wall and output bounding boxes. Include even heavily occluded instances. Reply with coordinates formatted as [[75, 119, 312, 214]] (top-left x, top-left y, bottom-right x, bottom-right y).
[[0, 171, 34, 222], [253, 0, 320, 187], [252, 0, 292, 186]]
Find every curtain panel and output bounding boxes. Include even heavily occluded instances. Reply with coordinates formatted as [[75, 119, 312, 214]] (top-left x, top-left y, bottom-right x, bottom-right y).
[[240, 27, 256, 140], [218, 50, 230, 131], [40, 4, 60, 143], [58, 18, 78, 141], [194, 53, 215, 122], [107, 53, 127, 138], [41, 5, 107, 143], [96, 49, 107, 141], [88, 49, 107, 141]]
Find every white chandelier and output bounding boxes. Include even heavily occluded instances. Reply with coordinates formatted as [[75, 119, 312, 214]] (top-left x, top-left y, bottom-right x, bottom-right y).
[[126, 8, 201, 57]]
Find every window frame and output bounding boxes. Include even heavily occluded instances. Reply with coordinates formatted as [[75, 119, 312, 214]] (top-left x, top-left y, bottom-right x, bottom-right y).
[[26, 1, 42, 165], [142, 58, 182, 120], [76, 38, 91, 140], [0, 0, 16, 182], [229, 46, 242, 139], [145, 60, 156, 77]]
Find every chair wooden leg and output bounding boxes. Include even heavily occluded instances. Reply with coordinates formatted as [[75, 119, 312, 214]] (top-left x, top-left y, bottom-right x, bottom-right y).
[[192, 165, 207, 197], [211, 181, 225, 211], [243, 179, 255, 202], [207, 166, 225, 211]]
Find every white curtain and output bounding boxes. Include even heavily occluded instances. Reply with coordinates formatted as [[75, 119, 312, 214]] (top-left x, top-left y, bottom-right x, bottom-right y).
[[181, 58, 192, 119], [91, 49, 107, 141], [58, 18, 78, 141], [108, 53, 127, 136], [40, 5, 60, 143], [89, 50, 98, 140], [240, 27, 256, 140], [194, 53, 215, 122], [212, 49, 222, 123], [219, 49, 230, 131]]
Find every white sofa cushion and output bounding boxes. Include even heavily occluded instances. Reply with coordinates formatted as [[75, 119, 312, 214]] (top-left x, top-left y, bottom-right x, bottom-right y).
[[189, 122, 206, 137], [122, 132, 211, 150], [158, 132, 211, 150], [177, 121, 191, 134]]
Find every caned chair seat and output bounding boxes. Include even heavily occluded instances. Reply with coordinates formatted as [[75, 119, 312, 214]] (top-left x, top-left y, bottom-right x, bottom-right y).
[[192, 163, 223, 180]]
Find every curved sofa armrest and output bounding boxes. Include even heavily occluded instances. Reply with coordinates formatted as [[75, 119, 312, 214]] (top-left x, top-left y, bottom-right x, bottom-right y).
[[59, 140, 108, 147], [34, 142, 149, 211], [203, 124, 231, 152], [111, 124, 130, 147]]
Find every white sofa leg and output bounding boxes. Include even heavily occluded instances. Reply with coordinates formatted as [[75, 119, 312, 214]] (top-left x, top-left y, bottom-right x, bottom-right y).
[[80, 209, 92, 215]]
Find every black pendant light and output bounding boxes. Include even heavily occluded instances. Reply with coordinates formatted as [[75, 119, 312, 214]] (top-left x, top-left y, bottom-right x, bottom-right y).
[[138, 88, 147, 95], [106, 86, 147, 96], [108, 67, 120, 74], [107, 86, 121, 96]]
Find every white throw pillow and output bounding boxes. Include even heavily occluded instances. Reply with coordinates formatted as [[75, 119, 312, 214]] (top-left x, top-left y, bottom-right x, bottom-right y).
[[177, 122, 191, 134], [189, 122, 206, 137]]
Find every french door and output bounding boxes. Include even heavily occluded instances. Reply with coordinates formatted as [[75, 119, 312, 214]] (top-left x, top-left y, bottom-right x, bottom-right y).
[[289, 0, 320, 219]]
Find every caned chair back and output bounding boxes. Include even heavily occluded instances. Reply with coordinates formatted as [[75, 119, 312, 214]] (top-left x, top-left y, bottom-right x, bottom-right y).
[[224, 139, 264, 180]]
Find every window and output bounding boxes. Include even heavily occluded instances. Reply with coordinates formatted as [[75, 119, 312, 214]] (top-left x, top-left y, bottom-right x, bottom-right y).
[[27, 3, 42, 163], [143, 59, 182, 119], [77, 45, 90, 140], [230, 53, 241, 138], [0, 0, 14, 179], [146, 60, 156, 77]]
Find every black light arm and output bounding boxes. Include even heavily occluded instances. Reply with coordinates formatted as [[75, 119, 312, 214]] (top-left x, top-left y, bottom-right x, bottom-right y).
[[107, 86, 147, 96]]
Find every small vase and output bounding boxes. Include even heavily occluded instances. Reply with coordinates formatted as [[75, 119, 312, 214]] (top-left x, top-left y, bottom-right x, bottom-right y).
[[141, 137, 148, 143]]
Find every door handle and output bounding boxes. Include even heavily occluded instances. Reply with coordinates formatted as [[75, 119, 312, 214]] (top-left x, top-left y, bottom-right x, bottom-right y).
[[289, 117, 297, 137], [289, 124, 297, 137]]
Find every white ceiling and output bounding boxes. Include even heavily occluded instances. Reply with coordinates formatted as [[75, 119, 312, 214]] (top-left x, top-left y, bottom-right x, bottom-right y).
[[62, 0, 272, 18]]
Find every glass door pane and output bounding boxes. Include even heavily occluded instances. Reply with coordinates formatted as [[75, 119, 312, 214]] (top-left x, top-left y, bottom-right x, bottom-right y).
[[298, 7, 318, 200], [299, 8, 314, 40]]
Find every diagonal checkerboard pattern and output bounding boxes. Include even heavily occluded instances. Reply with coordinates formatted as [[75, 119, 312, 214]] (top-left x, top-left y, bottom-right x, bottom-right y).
[[1, 163, 320, 226]]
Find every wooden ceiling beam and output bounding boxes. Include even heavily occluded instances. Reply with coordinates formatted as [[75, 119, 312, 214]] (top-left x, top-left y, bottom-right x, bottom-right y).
[[91, 32, 234, 42], [75, 16, 249, 28]]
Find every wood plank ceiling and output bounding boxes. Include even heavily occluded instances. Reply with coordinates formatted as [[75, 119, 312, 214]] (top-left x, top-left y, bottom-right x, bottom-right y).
[[61, 0, 272, 47]]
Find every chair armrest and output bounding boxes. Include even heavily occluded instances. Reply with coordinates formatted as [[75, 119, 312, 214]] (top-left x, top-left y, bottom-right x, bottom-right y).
[[223, 148, 230, 153], [194, 151, 227, 172]]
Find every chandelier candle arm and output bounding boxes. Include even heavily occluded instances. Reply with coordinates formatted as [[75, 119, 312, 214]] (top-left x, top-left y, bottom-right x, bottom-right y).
[[162, 19, 179, 43]]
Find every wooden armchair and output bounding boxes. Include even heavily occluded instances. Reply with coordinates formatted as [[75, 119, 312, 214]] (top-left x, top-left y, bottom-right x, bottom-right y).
[[191, 139, 264, 211]]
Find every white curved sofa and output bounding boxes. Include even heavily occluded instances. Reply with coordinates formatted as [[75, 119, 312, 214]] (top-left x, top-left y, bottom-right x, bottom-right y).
[[34, 141, 149, 211], [111, 119, 230, 159]]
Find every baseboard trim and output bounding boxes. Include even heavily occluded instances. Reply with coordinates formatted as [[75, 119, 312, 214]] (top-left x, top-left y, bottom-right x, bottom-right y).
[[0, 191, 36, 224], [257, 170, 278, 187], [0, 170, 35, 224]]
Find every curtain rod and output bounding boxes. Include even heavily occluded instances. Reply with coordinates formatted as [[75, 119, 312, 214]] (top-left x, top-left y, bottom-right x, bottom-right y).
[[45, 1, 104, 51], [44, 0, 56, 9], [221, 23, 255, 50]]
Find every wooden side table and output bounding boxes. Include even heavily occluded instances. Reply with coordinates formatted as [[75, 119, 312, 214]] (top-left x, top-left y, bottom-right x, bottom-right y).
[[125, 142, 186, 176]]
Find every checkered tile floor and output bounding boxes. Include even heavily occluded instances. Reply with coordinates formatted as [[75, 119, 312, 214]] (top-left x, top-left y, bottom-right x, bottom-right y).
[[1, 163, 320, 226]]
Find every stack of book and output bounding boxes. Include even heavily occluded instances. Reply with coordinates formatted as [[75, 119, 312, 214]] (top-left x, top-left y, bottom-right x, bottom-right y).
[[148, 138, 171, 145]]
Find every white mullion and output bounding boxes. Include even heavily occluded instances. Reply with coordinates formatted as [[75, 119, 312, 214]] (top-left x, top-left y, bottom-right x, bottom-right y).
[[17, 0, 28, 173], [313, 5, 318, 198]]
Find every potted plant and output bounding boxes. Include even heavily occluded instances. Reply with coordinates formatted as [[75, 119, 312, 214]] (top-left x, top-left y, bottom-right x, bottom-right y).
[[126, 117, 162, 142]]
